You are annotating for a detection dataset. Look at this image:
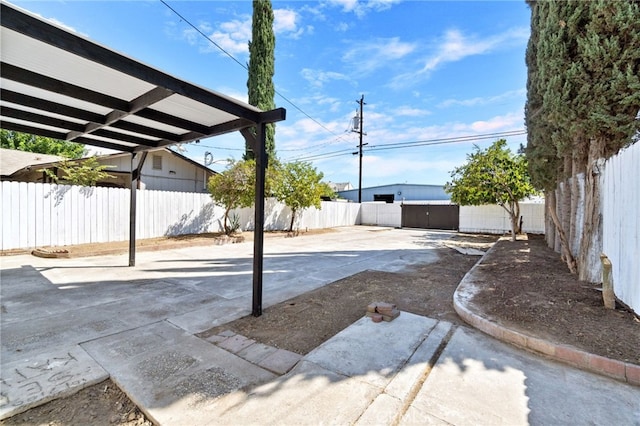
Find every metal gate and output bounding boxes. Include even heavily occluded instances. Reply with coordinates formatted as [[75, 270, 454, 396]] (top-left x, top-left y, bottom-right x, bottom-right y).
[[401, 204, 459, 230]]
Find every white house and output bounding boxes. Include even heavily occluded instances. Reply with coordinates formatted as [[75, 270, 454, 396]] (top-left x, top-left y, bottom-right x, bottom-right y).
[[0, 147, 216, 193]]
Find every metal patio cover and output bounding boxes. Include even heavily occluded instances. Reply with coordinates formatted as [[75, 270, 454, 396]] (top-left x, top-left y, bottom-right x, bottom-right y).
[[0, 1, 286, 316]]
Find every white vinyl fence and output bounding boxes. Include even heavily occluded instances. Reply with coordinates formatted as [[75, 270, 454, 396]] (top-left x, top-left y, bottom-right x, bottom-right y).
[[601, 141, 639, 313], [459, 203, 545, 234], [0, 182, 360, 251], [360, 202, 402, 227]]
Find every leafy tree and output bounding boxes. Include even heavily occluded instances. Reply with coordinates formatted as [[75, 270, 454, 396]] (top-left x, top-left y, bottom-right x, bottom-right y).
[[445, 140, 536, 241], [525, 0, 640, 280], [42, 156, 115, 186], [272, 161, 328, 232], [246, 0, 276, 160], [1, 130, 85, 159], [207, 160, 256, 235]]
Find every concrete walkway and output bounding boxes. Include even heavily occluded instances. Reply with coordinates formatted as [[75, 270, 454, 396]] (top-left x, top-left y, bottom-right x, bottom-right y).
[[1, 226, 639, 424]]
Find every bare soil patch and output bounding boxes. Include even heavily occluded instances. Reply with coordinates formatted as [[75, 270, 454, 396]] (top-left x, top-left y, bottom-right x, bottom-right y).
[[471, 234, 640, 365], [198, 237, 489, 354], [3, 231, 638, 425], [1, 379, 151, 426]]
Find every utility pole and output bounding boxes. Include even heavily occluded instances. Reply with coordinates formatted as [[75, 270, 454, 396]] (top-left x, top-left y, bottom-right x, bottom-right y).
[[352, 95, 366, 203]]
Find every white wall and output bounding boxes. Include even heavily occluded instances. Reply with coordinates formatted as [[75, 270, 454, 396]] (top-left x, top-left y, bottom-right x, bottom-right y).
[[0, 182, 360, 250], [459, 203, 545, 234], [601, 142, 639, 313]]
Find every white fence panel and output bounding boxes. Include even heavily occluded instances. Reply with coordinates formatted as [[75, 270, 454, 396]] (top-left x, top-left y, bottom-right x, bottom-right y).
[[459, 203, 545, 234], [236, 200, 360, 232], [360, 202, 401, 227], [0, 182, 360, 250], [602, 142, 639, 313]]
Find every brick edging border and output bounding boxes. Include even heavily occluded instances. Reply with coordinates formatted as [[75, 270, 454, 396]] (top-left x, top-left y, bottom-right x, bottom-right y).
[[452, 239, 640, 387]]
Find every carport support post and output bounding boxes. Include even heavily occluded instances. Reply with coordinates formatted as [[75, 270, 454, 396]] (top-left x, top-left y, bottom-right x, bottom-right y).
[[129, 152, 147, 267], [252, 123, 267, 316]]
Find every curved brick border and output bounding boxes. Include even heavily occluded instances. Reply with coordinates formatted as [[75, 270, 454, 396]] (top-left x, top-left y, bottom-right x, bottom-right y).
[[453, 241, 640, 387]]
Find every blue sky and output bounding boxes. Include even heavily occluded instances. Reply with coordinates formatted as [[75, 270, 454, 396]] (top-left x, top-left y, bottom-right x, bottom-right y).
[[13, 0, 531, 187]]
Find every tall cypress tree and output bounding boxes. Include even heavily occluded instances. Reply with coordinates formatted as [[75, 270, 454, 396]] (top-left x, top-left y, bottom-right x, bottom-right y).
[[525, 0, 640, 281], [246, 0, 276, 160], [573, 0, 640, 281]]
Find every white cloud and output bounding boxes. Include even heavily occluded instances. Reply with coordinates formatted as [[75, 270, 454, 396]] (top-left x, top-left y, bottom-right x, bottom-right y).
[[438, 89, 526, 108], [274, 9, 298, 32], [469, 112, 523, 133], [424, 27, 528, 73], [342, 37, 416, 74], [390, 27, 529, 88], [181, 17, 251, 55], [325, 0, 402, 18], [395, 106, 431, 117], [335, 22, 350, 32], [301, 68, 351, 88], [180, 8, 313, 56]]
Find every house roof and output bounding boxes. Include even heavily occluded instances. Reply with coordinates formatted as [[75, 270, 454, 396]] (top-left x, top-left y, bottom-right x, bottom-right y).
[[0, 147, 62, 177], [0, 147, 218, 179], [0, 1, 285, 154]]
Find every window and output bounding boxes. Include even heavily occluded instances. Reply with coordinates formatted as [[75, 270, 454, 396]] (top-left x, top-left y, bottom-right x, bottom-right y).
[[152, 154, 162, 170]]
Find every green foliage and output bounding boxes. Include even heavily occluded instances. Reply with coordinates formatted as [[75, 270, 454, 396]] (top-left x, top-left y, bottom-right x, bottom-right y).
[[445, 140, 536, 240], [318, 182, 337, 200], [271, 161, 327, 232], [42, 156, 115, 186], [1, 130, 85, 159], [207, 160, 256, 235], [246, 0, 276, 160], [525, 0, 640, 189]]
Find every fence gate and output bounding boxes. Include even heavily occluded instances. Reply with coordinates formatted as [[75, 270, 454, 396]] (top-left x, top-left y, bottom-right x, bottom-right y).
[[401, 204, 459, 230]]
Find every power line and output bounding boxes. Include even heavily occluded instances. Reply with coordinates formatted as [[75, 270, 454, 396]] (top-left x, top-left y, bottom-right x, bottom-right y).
[[160, 0, 348, 144], [160, 0, 247, 70], [293, 130, 527, 162], [367, 130, 526, 151]]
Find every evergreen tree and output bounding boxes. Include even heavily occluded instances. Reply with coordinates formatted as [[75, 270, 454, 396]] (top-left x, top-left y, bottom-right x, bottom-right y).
[[246, 0, 276, 160], [524, 0, 640, 280]]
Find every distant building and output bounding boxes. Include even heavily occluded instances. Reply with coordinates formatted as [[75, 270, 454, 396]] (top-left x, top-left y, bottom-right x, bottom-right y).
[[327, 181, 353, 192], [337, 183, 449, 203], [0, 147, 216, 193]]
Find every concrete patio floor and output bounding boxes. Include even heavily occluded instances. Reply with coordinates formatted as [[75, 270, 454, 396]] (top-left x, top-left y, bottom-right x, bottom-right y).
[[1, 226, 638, 425]]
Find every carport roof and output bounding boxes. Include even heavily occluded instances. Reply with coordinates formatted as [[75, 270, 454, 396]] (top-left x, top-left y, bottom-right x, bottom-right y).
[[0, 1, 285, 153]]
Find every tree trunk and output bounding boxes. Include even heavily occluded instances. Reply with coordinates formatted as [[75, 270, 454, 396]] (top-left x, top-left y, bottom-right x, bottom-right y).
[[498, 202, 518, 241], [560, 180, 572, 256], [224, 206, 231, 235], [544, 193, 556, 249], [578, 138, 605, 282], [509, 212, 518, 241], [547, 190, 577, 274], [571, 145, 587, 258], [288, 209, 297, 233], [553, 187, 562, 253]]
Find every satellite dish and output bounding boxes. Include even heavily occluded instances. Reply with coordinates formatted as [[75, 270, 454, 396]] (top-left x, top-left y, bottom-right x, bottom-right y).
[[204, 151, 213, 166]]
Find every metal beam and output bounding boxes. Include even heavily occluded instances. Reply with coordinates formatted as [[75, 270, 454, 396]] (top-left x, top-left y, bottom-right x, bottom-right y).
[[252, 122, 267, 317], [129, 151, 147, 266], [1, 62, 129, 111], [2, 3, 263, 123], [1, 89, 183, 142], [0, 105, 86, 133]]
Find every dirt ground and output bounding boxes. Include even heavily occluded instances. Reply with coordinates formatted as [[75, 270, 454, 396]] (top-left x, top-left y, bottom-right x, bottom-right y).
[[2, 230, 638, 425]]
